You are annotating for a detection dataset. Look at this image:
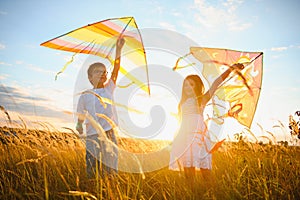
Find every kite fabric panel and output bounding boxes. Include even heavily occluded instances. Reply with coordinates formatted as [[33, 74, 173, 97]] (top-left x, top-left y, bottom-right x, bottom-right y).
[[40, 16, 150, 94], [189, 47, 263, 128]]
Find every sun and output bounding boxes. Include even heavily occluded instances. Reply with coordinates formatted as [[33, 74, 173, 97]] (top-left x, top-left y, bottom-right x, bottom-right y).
[[116, 84, 180, 141]]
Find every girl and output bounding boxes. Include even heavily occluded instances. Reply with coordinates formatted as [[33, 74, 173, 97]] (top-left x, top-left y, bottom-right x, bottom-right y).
[[169, 63, 244, 183]]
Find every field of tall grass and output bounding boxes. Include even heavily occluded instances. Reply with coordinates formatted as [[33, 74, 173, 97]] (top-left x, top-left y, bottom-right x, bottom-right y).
[[0, 125, 299, 199]]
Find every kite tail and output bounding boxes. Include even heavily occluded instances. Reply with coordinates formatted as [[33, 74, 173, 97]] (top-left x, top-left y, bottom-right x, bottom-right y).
[[209, 139, 226, 154], [173, 53, 192, 70], [78, 90, 144, 114], [117, 81, 135, 88], [55, 52, 77, 80], [80, 90, 107, 108]]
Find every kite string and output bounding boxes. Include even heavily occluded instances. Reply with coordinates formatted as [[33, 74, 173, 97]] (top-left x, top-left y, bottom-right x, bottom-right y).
[[209, 55, 263, 96], [105, 17, 133, 60]]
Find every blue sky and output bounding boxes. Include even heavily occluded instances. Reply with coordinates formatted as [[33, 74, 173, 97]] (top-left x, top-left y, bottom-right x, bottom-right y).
[[0, 0, 299, 141]]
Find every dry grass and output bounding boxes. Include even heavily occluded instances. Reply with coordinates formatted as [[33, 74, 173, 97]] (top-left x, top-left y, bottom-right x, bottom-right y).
[[0, 125, 299, 199]]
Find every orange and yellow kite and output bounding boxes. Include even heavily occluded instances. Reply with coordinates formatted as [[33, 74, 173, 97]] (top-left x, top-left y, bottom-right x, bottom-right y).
[[40, 16, 150, 95], [174, 47, 263, 128]]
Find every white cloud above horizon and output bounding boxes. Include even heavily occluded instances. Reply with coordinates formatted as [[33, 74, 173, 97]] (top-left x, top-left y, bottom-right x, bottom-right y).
[[0, 43, 5, 50], [271, 47, 288, 52], [192, 0, 252, 31], [158, 22, 177, 31], [0, 74, 9, 80], [0, 83, 73, 121], [0, 11, 7, 15], [0, 62, 12, 66], [26, 64, 57, 76]]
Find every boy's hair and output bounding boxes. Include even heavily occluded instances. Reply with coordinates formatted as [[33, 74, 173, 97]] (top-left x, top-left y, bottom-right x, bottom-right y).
[[88, 62, 106, 77], [87, 62, 106, 84]]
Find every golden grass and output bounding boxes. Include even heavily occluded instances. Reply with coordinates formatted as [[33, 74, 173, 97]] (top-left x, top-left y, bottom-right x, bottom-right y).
[[0, 125, 299, 199]]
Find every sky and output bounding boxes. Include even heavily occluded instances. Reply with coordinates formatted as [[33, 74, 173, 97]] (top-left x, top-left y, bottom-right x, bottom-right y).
[[0, 0, 299, 143]]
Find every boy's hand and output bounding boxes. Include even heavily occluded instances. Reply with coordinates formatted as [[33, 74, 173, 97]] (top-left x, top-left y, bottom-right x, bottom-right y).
[[76, 122, 83, 134], [116, 37, 125, 50]]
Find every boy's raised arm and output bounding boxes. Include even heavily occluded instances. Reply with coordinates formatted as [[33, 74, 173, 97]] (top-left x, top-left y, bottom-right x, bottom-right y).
[[111, 37, 125, 84]]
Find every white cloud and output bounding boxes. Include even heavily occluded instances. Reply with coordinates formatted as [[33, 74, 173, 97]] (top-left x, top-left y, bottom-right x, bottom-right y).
[[0, 43, 5, 50], [25, 44, 37, 49], [228, 21, 252, 31], [0, 11, 7, 15], [148, 1, 164, 14], [0, 84, 74, 130], [271, 47, 288, 52], [159, 22, 176, 31], [0, 62, 12, 66], [171, 9, 182, 17], [222, 0, 244, 13], [268, 44, 300, 53], [0, 74, 9, 80], [26, 64, 56, 75], [0, 84, 70, 117], [193, 0, 251, 31], [15, 61, 24, 65], [270, 54, 282, 59]]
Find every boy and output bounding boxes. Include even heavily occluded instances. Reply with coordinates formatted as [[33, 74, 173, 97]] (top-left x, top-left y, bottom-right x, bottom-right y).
[[76, 37, 125, 177]]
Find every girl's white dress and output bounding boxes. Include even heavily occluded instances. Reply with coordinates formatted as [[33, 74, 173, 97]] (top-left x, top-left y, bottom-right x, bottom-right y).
[[169, 98, 212, 171]]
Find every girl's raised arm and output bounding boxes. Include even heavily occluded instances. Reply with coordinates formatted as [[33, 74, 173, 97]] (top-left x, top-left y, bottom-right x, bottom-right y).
[[201, 63, 244, 105]]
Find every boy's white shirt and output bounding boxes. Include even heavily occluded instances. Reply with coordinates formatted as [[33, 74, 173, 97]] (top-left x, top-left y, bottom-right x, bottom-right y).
[[77, 79, 118, 135]]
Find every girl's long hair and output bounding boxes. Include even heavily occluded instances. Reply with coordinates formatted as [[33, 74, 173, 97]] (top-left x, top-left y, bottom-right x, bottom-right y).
[[178, 75, 204, 112]]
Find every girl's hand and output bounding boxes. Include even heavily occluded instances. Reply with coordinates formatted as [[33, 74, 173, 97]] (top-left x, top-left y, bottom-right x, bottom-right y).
[[232, 63, 244, 70]]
